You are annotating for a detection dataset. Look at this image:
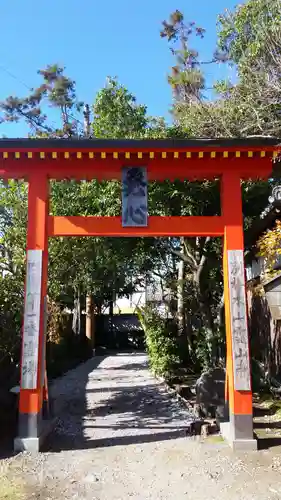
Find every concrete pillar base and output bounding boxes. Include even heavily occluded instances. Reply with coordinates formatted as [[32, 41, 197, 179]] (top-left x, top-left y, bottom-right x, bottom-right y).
[[14, 436, 41, 453], [14, 418, 57, 453], [220, 422, 257, 451]]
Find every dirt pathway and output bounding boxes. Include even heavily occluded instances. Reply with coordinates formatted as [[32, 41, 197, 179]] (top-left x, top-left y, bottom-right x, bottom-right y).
[[2, 353, 281, 499]]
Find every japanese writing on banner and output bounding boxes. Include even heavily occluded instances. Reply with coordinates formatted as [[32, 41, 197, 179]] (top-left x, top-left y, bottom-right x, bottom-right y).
[[227, 250, 251, 391], [122, 167, 148, 227], [21, 250, 43, 389]]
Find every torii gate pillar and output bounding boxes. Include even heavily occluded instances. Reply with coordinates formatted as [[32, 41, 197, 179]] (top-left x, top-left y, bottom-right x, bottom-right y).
[[221, 172, 256, 450], [14, 172, 49, 452]]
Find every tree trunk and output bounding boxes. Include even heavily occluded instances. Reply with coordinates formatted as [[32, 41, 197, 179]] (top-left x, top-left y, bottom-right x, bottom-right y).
[[86, 293, 94, 347], [72, 287, 81, 335], [109, 300, 115, 347], [177, 237, 185, 334]]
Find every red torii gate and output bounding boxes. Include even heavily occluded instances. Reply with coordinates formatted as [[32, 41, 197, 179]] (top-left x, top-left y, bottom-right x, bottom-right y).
[[0, 137, 279, 452]]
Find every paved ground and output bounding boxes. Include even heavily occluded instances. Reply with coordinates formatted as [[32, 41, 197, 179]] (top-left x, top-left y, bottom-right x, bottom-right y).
[[2, 353, 281, 499]]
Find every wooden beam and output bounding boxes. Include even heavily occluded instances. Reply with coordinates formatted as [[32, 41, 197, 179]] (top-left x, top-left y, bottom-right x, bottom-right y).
[[0, 157, 272, 181], [48, 215, 225, 237], [221, 172, 253, 419]]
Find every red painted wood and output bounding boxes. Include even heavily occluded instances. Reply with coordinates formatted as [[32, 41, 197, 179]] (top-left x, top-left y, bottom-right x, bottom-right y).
[[0, 145, 278, 152], [0, 157, 272, 181], [19, 173, 49, 416], [48, 215, 225, 237], [221, 172, 253, 416]]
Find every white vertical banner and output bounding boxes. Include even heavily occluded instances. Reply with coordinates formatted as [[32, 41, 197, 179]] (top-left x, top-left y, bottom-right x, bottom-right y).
[[122, 167, 148, 227], [227, 250, 251, 391], [21, 250, 43, 390]]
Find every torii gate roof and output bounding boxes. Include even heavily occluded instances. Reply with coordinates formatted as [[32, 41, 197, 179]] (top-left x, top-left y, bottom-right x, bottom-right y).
[[0, 137, 279, 180]]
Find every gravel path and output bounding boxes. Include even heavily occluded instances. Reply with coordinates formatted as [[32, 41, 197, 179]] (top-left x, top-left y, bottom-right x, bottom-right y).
[[2, 352, 281, 499], [47, 352, 192, 451]]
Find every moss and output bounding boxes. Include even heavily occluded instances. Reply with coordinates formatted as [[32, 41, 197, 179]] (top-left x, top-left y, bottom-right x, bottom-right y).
[[254, 395, 281, 418], [0, 477, 25, 500], [205, 435, 224, 443]]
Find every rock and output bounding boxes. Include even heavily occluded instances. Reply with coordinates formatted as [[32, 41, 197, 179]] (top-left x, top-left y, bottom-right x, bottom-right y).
[[195, 368, 225, 419], [193, 403, 204, 419], [201, 424, 210, 438], [174, 384, 193, 400], [208, 421, 220, 434], [215, 403, 229, 425], [186, 420, 206, 436], [186, 419, 219, 438]]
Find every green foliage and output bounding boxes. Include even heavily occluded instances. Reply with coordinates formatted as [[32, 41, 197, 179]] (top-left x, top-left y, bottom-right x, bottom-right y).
[[47, 332, 93, 379], [251, 358, 269, 392], [195, 326, 225, 371], [160, 11, 206, 103], [138, 306, 180, 378], [0, 64, 83, 137], [0, 273, 23, 366], [92, 77, 148, 138], [156, 3, 280, 377], [218, 0, 281, 65], [257, 220, 281, 278], [0, 180, 27, 276], [1, 0, 278, 388], [0, 181, 26, 368], [0, 68, 163, 312], [163, 2, 281, 138]]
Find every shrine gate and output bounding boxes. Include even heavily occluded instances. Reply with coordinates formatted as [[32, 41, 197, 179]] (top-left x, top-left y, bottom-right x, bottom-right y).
[[0, 137, 279, 452]]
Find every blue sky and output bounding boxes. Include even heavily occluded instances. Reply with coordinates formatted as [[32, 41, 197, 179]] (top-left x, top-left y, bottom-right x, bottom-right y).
[[0, 0, 239, 137]]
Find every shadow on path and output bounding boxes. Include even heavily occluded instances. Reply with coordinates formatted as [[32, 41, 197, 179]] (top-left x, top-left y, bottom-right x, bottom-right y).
[[44, 352, 192, 453]]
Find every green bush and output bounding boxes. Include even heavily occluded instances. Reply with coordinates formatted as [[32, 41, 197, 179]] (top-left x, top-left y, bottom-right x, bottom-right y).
[[47, 332, 93, 379], [0, 274, 23, 390], [251, 358, 270, 393], [138, 305, 180, 378], [195, 326, 226, 371]]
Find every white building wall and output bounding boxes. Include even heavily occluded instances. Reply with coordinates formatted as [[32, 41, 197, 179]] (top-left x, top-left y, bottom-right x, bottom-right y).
[[113, 290, 146, 314]]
